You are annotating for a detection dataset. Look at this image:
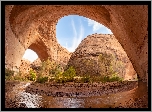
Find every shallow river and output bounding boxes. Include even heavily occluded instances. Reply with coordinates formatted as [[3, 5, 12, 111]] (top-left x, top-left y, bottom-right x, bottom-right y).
[[5, 81, 148, 108]]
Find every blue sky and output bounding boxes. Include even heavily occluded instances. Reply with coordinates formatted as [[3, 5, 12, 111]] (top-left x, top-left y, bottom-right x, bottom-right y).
[[23, 15, 112, 62], [56, 15, 112, 52]]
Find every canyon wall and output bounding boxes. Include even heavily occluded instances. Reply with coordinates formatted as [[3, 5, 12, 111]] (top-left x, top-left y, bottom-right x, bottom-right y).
[[67, 34, 137, 80], [5, 5, 148, 81]]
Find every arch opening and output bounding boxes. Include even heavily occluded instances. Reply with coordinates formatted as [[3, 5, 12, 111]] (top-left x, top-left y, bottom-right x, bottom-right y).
[[28, 40, 49, 62], [5, 5, 148, 82], [56, 15, 137, 81], [56, 15, 113, 53], [22, 49, 38, 63], [5, 5, 148, 108]]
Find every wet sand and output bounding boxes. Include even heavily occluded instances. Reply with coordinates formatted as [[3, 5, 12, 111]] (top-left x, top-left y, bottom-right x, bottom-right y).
[[5, 80, 148, 108], [25, 81, 138, 97]]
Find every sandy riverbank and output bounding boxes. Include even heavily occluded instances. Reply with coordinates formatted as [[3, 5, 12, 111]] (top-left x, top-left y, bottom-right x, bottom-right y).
[[5, 80, 144, 108], [5, 80, 138, 98]]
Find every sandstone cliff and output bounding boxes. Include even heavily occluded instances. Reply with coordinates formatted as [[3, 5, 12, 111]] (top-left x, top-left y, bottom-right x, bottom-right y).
[[67, 34, 137, 80], [5, 5, 148, 81], [19, 59, 31, 74], [30, 58, 41, 70]]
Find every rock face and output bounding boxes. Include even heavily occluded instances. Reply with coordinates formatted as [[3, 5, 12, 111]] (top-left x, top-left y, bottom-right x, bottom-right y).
[[68, 34, 137, 80], [5, 5, 148, 81], [19, 59, 31, 74], [30, 58, 41, 70], [30, 58, 41, 67]]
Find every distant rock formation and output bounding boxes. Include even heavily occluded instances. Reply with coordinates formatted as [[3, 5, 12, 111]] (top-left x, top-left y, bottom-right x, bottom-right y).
[[30, 58, 41, 70], [19, 59, 31, 74], [67, 34, 137, 80]]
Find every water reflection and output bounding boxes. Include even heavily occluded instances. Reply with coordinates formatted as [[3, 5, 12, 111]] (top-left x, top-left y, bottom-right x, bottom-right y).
[[39, 81, 148, 108], [6, 82, 42, 108]]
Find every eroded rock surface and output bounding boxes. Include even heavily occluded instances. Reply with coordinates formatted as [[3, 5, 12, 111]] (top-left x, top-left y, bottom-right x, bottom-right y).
[[5, 5, 148, 81], [19, 59, 31, 74], [68, 34, 137, 80], [30, 58, 41, 70]]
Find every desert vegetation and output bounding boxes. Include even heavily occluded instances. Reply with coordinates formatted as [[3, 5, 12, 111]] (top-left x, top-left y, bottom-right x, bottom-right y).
[[5, 53, 125, 84]]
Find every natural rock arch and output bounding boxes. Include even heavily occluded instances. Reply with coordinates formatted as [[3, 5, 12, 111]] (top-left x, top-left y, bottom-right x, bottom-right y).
[[5, 5, 148, 81], [28, 37, 49, 62]]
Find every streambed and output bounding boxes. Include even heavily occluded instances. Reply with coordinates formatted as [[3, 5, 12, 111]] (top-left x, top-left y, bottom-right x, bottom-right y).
[[5, 81, 148, 108]]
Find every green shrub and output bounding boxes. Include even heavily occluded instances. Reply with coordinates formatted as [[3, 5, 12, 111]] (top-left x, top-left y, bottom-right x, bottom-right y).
[[54, 72, 65, 83], [36, 76, 49, 83], [31, 57, 64, 83], [13, 75, 24, 81], [5, 68, 14, 77], [101, 74, 123, 82], [109, 73, 123, 82], [5, 68, 29, 81], [62, 66, 76, 82], [81, 75, 91, 83], [55, 77, 65, 83], [5, 75, 14, 81], [90, 76, 106, 83], [50, 64, 63, 76], [28, 69, 37, 81], [103, 76, 110, 82], [53, 66, 76, 83], [98, 53, 125, 78], [73, 76, 82, 83], [49, 76, 55, 82], [109, 76, 120, 82]]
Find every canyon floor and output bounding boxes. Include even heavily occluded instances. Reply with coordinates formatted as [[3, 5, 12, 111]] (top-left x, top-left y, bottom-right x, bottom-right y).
[[5, 80, 148, 108]]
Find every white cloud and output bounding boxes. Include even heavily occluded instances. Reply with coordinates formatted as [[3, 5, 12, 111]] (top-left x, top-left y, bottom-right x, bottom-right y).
[[77, 19, 84, 47], [65, 18, 84, 52], [71, 19, 77, 49], [63, 17, 113, 52], [87, 18, 113, 34], [106, 28, 113, 34], [87, 18, 104, 32], [22, 49, 38, 62]]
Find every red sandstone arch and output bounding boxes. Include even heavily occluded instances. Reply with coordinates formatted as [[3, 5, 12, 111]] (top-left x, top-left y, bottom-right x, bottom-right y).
[[5, 5, 148, 81], [28, 38, 49, 62]]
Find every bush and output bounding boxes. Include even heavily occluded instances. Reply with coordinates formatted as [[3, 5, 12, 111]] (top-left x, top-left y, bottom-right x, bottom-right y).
[[30, 57, 64, 83], [101, 74, 123, 82], [98, 53, 125, 77], [5, 68, 14, 77], [103, 76, 110, 82], [28, 69, 37, 81], [109, 73, 123, 82], [13, 75, 24, 81], [50, 64, 63, 76], [54, 72, 65, 83], [81, 75, 91, 83], [62, 66, 76, 82], [5, 68, 29, 81], [53, 66, 76, 83], [55, 77, 65, 83], [36, 76, 49, 83], [73, 76, 82, 83]]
